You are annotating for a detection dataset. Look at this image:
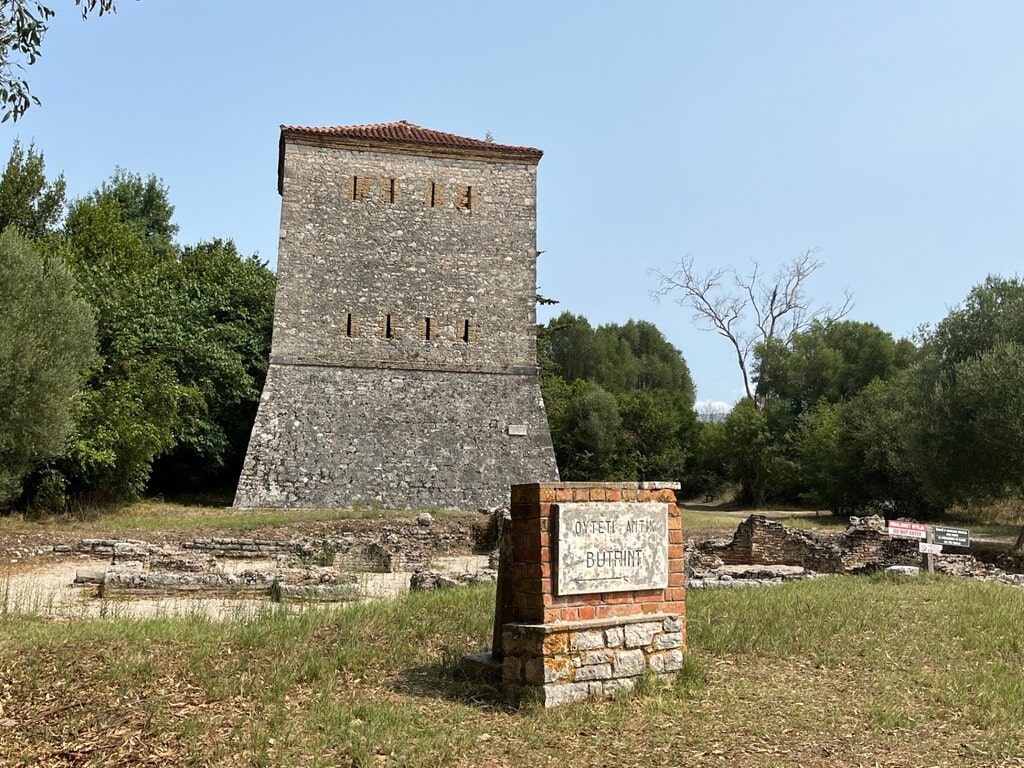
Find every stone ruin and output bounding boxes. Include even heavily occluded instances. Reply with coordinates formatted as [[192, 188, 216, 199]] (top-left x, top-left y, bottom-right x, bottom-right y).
[[71, 516, 501, 603], [690, 514, 1024, 588], [60, 512, 1024, 613], [700, 514, 919, 573]]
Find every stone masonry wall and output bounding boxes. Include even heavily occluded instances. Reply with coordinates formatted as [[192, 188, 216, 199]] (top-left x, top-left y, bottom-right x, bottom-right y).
[[502, 614, 684, 707], [236, 365, 555, 510], [236, 127, 558, 510], [272, 142, 541, 371]]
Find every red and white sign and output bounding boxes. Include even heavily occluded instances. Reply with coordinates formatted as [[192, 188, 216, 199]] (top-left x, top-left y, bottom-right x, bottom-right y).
[[888, 520, 928, 540]]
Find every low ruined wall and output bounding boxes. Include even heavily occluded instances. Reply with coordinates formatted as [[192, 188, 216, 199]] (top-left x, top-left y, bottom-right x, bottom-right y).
[[838, 528, 919, 572], [78, 518, 491, 574], [710, 516, 843, 571], [703, 515, 919, 574]]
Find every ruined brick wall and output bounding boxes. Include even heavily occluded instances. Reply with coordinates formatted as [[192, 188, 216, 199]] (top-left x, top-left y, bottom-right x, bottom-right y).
[[235, 127, 558, 510], [837, 528, 919, 572], [714, 515, 844, 571], [705, 515, 919, 573]]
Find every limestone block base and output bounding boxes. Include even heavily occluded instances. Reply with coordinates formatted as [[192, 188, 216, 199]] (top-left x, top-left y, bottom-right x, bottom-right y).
[[502, 613, 684, 707]]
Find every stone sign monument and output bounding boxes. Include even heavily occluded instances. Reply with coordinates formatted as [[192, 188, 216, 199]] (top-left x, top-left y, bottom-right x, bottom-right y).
[[556, 502, 669, 594], [234, 121, 559, 510], [490, 482, 686, 707]]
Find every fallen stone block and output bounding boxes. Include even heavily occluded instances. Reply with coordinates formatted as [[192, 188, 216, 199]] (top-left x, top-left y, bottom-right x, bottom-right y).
[[885, 565, 920, 578]]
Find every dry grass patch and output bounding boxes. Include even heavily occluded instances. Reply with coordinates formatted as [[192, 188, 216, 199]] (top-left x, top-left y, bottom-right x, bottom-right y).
[[2, 577, 1023, 766]]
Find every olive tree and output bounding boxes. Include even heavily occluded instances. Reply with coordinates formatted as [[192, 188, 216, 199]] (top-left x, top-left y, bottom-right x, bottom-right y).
[[0, 227, 96, 504]]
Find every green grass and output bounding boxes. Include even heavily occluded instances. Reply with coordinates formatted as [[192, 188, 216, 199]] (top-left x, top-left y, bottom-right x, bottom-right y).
[[676, 505, 743, 531], [679, 504, 850, 535], [0, 499, 443, 535], [2, 576, 1023, 766]]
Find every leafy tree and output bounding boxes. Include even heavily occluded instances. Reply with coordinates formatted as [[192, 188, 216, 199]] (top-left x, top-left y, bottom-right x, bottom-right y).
[[0, 0, 118, 121], [542, 311, 600, 384], [720, 397, 794, 506], [547, 379, 622, 480], [149, 238, 275, 492], [60, 171, 276, 500], [60, 189, 191, 497], [78, 167, 178, 249], [596, 319, 696, 395], [690, 418, 728, 500], [616, 390, 691, 481], [756, 320, 904, 415], [792, 400, 842, 510], [0, 227, 95, 505], [0, 138, 65, 237], [837, 375, 930, 516], [540, 313, 697, 483], [907, 277, 1024, 512], [695, 318, 917, 511], [931, 276, 1024, 369]]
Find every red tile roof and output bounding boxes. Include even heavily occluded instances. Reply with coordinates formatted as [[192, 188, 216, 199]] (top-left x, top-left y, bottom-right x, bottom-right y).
[[280, 121, 542, 163]]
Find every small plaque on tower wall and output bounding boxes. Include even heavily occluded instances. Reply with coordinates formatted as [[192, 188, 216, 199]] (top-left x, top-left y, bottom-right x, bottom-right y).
[[556, 502, 669, 595]]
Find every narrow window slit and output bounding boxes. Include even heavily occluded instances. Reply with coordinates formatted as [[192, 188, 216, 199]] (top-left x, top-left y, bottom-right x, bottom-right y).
[[346, 313, 353, 337], [389, 178, 396, 203], [430, 182, 437, 207], [424, 317, 432, 340], [386, 314, 394, 339], [352, 176, 359, 201], [462, 320, 470, 343]]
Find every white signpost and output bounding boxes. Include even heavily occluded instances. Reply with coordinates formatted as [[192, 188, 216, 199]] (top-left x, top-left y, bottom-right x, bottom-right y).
[[887, 520, 927, 540]]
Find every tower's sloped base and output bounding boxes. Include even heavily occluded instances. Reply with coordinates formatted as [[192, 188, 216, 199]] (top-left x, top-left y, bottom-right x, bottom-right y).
[[234, 364, 558, 510]]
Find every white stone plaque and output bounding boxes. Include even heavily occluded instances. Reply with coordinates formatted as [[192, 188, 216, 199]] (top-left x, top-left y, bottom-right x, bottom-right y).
[[556, 502, 669, 595]]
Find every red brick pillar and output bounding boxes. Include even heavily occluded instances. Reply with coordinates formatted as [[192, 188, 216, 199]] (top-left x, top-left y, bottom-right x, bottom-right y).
[[498, 482, 686, 707]]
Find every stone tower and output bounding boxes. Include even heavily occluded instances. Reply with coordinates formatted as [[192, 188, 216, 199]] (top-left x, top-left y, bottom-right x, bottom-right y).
[[234, 121, 559, 510]]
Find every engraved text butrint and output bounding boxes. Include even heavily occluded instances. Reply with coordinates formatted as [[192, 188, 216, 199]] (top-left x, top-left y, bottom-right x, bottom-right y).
[[556, 502, 669, 595]]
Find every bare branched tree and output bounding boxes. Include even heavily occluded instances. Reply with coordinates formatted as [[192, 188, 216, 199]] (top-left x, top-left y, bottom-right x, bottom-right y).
[[651, 249, 852, 404]]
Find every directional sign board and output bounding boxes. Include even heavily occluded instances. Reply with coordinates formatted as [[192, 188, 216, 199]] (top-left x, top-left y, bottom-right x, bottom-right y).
[[887, 520, 928, 540], [933, 526, 970, 548]]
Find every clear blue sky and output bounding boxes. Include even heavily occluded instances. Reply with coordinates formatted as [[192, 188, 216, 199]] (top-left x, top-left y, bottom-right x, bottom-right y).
[[10, 1, 1024, 408]]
